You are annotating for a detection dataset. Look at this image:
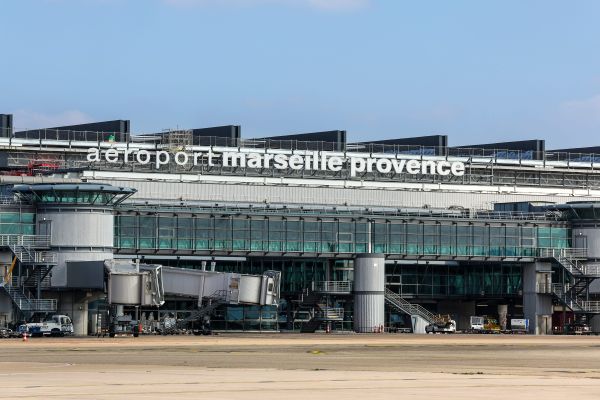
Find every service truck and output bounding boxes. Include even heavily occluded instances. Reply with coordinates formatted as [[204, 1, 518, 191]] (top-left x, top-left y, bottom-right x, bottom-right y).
[[19, 315, 74, 337], [469, 316, 485, 333], [510, 318, 529, 333], [425, 315, 457, 334]]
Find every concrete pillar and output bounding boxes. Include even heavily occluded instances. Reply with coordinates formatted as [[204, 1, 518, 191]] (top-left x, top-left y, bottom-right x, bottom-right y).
[[591, 315, 600, 334], [498, 304, 508, 330], [523, 262, 553, 335], [58, 292, 90, 336], [0, 291, 14, 327], [353, 254, 385, 333]]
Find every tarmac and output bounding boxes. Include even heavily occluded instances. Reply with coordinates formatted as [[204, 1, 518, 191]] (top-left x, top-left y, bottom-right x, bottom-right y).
[[0, 334, 599, 399]]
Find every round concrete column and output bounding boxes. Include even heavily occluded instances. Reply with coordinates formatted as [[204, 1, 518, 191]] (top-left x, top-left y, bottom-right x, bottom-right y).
[[353, 253, 385, 333]]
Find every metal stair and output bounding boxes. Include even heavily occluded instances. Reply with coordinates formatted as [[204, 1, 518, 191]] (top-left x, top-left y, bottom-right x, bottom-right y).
[[384, 288, 437, 324], [296, 288, 324, 333], [162, 292, 227, 334], [550, 284, 600, 313], [300, 316, 322, 333], [540, 248, 600, 315], [0, 235, 58, 317], [0, 285, 57, 312], [21, 266, 53, 288]]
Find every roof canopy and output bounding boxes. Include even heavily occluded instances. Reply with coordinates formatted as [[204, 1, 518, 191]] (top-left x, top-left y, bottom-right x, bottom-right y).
[[12, 183, 136, 206]]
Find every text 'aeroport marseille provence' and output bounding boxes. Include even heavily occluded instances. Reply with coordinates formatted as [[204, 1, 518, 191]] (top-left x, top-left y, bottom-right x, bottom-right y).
[[86, 148, 466, 178]]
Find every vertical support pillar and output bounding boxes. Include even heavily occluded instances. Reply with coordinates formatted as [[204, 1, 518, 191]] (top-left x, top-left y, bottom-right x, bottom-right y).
[[522, 262, 553, 335], [353, 253, 385, 333], [58, 292, 90, 335]]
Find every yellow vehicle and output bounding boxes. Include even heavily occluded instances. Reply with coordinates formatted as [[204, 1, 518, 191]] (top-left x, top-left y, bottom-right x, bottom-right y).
[[483, 316, 501, 333]]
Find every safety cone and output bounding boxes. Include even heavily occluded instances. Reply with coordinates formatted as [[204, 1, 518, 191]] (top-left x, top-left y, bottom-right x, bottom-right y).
[[22, 333, 28, 342]]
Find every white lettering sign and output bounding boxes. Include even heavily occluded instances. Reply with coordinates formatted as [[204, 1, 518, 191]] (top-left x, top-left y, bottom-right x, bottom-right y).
[[85, 148, 466, 177]]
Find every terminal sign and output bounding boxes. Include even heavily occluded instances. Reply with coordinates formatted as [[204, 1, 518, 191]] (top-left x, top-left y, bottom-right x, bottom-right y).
[[86, 148, 466, 178]]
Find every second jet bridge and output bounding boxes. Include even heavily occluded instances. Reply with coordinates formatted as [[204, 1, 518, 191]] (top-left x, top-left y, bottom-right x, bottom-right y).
[[151, 265, 281, 307], [105, 260, 281, 308]]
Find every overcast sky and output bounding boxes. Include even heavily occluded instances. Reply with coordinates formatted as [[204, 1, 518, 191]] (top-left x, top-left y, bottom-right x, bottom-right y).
[[2, 0, 600, 148]]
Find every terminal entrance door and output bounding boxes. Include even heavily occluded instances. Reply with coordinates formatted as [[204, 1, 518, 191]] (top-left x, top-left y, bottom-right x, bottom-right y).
[[37, 220, 52, 242], [574, 235, 587, 253]]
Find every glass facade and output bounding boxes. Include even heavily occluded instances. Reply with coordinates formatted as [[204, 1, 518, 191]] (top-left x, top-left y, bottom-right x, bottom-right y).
[[158, 258, 330, 294], [386, 263, 522, 298], [115, 211, 570, 258], [0, 211, 35, 235]]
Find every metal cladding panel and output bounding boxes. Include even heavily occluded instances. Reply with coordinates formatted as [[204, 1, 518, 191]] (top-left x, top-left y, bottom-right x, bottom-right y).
[[65, 261, 104, 289], [51, 251, 113, 287], [201, 273, 231, 299], [354, 294, 384, 333], [38, 211, 114, 248], [94, 178, 600, 210], [238, 275, 262, 304], [354, 254, 385, 292], [572, 227, 600, 258], [162, 268, 204, 297], [108, 274, 141, 305], [591, 315, 600, 333], [354, 254, 385, 333]]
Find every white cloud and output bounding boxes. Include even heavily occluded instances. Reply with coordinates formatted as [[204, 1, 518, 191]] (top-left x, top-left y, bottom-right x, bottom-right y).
[[11, 109, 93, 131], [162, 0, 370, 11]]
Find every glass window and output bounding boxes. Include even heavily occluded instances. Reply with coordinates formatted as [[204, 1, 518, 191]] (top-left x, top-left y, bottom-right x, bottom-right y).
[[286, 220, 301, 252]]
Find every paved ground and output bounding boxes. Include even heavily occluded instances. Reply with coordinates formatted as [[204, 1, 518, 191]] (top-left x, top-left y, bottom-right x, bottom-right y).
[[0, 334, 599, 399]]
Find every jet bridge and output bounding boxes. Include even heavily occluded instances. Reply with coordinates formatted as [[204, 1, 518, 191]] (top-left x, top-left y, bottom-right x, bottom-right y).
[[104, 260, 281, 307], [103, 260, 280, 336]]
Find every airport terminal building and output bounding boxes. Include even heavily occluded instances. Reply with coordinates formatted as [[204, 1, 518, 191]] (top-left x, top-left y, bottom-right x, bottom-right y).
[[0, 114, 599, 335]]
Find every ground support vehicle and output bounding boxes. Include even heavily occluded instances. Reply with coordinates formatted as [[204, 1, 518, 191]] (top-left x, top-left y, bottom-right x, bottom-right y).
[[425, 315, 456, 334], [18, 315, 74, 337], [509, 318, 529, 334], [469, 316, 485, 333], [482, 317, 501, 334], [0, 328, 18, 338]]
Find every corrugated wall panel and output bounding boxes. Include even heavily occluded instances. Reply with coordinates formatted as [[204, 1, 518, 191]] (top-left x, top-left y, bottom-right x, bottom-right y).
[[91, 179, 600, 210]]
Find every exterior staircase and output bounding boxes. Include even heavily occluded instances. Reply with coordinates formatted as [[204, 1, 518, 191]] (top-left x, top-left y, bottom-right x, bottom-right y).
[[540, 248, 600, 315], [384, 288, 438, 325], [162, 291, 228, 334], [295, 282, 351, 333], [550, 283, 600, 313], [0, 235, 58, 317]]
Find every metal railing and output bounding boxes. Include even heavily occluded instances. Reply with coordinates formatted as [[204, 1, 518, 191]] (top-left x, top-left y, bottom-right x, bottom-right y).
[[2, 286, 57, 312], [536, 282, 553, 294], [6, 126, 600, 164], [581, 301, 600, 313], [11, 250, 57, 264], [0, 235, 51, 249], [17, 298, 57, 312], [122, 200, 561, 222], [538, 247, 588, 259], [384, 288, 437, 324], [13, 268, 52, 288], [580, 263, 600, 277], [538, 247, 588, 276], [312, 281, 353, 293], [0, 195, 19, 205], [316, 307, 345, 320]]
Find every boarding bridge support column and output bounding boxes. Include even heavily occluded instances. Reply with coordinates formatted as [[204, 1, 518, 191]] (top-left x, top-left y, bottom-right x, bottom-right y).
[[57, 292, 90, 336], [523, 262, 553, 335], [353, 254, 385, 333]]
